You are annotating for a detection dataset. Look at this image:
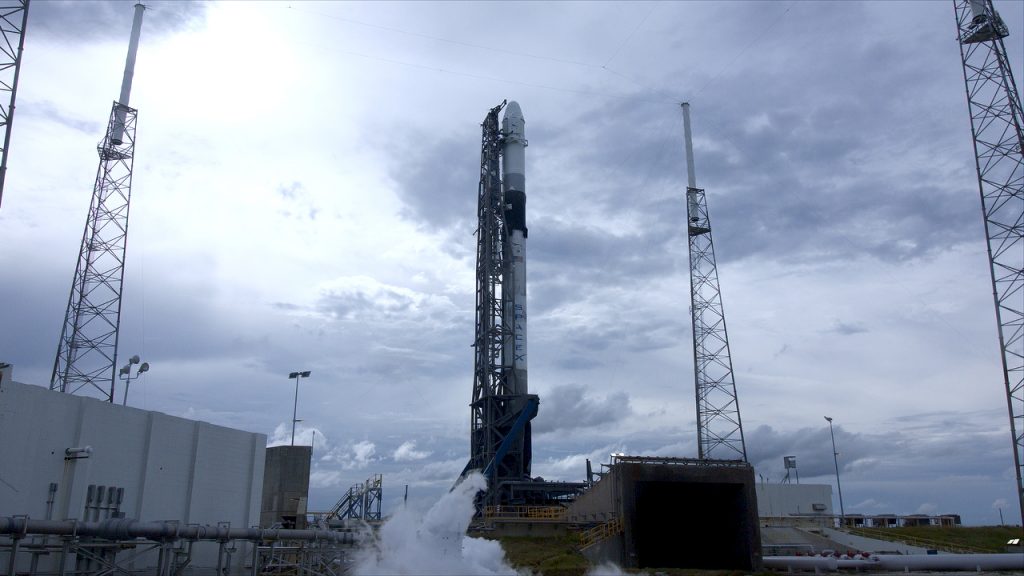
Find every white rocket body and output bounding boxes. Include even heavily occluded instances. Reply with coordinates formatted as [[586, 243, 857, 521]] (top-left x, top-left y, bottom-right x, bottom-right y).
[[502, 101, 528, 396]]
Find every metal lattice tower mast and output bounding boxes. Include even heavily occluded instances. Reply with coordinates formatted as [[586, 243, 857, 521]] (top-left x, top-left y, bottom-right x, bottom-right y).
[[51, 4, 145, 402], [467, 101, 511, 478], [682, 103, 747, 462], [954, 0, 1024, 524], [0, 0, 29, 210]]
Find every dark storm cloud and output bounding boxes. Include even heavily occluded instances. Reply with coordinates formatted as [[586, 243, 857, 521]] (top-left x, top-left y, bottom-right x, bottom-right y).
[[533, 383, 632, 433], [384, 130, 480, 232], [526, 2, 980, 271], [530, 215, 681, 287], [28, 1, 208, 42], [0, 261, 71, 384]]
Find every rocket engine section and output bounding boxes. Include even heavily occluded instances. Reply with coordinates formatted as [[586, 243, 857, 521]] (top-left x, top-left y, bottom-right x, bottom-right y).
[[502, 101, 528, 397]]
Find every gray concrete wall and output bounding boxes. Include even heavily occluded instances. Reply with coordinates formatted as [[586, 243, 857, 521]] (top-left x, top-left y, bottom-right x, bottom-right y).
[[756, 483, 833, 518], [261, 445, 311, 528], [0, 379, 266, 573], [567, 474, 617, 523]]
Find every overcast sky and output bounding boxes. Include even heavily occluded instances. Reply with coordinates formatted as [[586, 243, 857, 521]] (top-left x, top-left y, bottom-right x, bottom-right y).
[[2, 0, 1022, 526]]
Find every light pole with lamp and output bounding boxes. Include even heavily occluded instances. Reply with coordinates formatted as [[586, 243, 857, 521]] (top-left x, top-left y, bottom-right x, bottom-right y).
[[118, 355, 149, 406], [289, 371, 310, 446], [825, 416, 846, 523]]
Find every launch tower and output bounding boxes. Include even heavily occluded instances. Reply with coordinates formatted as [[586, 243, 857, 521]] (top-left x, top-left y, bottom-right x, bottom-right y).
[[953, 0, 1024, 524], [51, 4, 146, 402], [682, 103, 747, 462], [461, 100, 539, 507], [0, 0, 29, 209]]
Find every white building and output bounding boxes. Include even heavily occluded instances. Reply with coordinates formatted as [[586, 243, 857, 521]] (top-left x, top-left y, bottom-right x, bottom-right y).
[[0, 371, 265, 573], [756, 482, 833, 519]]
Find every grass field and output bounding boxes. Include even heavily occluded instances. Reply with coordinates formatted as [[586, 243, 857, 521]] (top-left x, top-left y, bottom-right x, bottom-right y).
[[848, 525, 1023, 553], [480, 525, 1023, 575]]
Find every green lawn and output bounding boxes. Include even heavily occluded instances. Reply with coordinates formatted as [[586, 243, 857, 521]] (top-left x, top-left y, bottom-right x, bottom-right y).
[[849, 525, 1023, 553], [480, 525, 1023, 575]]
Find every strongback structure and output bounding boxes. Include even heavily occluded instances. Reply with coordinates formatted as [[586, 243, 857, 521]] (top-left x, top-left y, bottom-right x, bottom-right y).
[[51, 4, 145, 402], [462, 100, 539, 507], [682, 103, 747, 462], [954, 0, 1024, 525], [0, 0, 29, 210]]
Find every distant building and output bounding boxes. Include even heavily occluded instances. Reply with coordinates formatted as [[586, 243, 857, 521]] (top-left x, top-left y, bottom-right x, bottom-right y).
[[756, 483, 833, 519]]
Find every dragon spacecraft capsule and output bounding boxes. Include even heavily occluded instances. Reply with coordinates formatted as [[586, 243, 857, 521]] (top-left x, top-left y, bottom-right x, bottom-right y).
[[502, 101, 528, 396]]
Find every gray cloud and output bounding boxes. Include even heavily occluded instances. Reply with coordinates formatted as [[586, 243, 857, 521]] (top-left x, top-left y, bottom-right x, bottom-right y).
[[533, 383, 632, 434], [28, 1, 208, 42]]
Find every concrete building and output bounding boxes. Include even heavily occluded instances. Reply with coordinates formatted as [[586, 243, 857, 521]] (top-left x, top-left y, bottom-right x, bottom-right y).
[[567, 456, 762, 571], [0, 376, 266, 573], [756, 483, 833, 520], [261, 445, 311, 528]]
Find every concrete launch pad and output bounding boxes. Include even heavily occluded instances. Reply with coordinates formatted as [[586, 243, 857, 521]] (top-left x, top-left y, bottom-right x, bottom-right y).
[[568, 456, 762, 571]]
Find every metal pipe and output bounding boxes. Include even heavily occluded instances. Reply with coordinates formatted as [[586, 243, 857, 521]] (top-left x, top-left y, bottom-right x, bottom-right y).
[[764, 553, 1024, 572], [681, 102, 697, 189], [291, 374, 299, 446], [6, 533, 19, 576], [216, 540, 225, 575], [172, 540, 193, 576], [825, 416, 846, 519], [250, 539, 259, 576], [111, 3, 146, 145], [0, 516, 360, 544], [119, 3, 145, 107]]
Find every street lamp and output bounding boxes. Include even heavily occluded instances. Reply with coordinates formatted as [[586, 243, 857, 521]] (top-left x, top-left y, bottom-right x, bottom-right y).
[[825, 416, 846, 522], [288, 371, 310, 446], [118, 355, 149, 406]]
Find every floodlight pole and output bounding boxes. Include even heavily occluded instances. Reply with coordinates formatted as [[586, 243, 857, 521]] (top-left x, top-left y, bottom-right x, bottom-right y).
[[825, 416, 845, 522], [289, 371, 310, 446], [118, 355, 148, 406]]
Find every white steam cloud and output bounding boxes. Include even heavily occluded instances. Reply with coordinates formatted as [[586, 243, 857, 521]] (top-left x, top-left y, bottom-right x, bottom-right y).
[[352, 471, 521, 575]]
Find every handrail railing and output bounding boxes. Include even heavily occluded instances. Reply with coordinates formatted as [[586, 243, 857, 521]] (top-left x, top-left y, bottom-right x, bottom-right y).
[[579, 517, 622, 549]]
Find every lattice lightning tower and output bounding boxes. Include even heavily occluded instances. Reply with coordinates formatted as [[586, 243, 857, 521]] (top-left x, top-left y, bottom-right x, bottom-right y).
[[682, 103, 747, 462], [0, 0, 29, 209], [954, 0, 1024, 524], [51, 4, 146, 402]]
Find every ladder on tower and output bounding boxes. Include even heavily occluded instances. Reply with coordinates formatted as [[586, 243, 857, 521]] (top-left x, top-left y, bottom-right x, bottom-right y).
[[953, 0, 1024, 525]]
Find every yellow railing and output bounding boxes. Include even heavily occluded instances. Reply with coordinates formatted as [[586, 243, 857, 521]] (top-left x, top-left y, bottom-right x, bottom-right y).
[[483, 505, 567, 521], [579, 517, 622, 549]]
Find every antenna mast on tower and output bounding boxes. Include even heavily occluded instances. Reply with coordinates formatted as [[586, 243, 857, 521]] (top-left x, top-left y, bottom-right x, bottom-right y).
[[51, 3, 146, 402], [682, 103, 747, 462], [953, 0, 1024, 524]]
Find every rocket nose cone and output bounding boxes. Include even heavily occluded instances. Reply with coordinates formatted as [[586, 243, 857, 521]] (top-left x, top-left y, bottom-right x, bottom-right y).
[[505, 100, 523, 122]]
